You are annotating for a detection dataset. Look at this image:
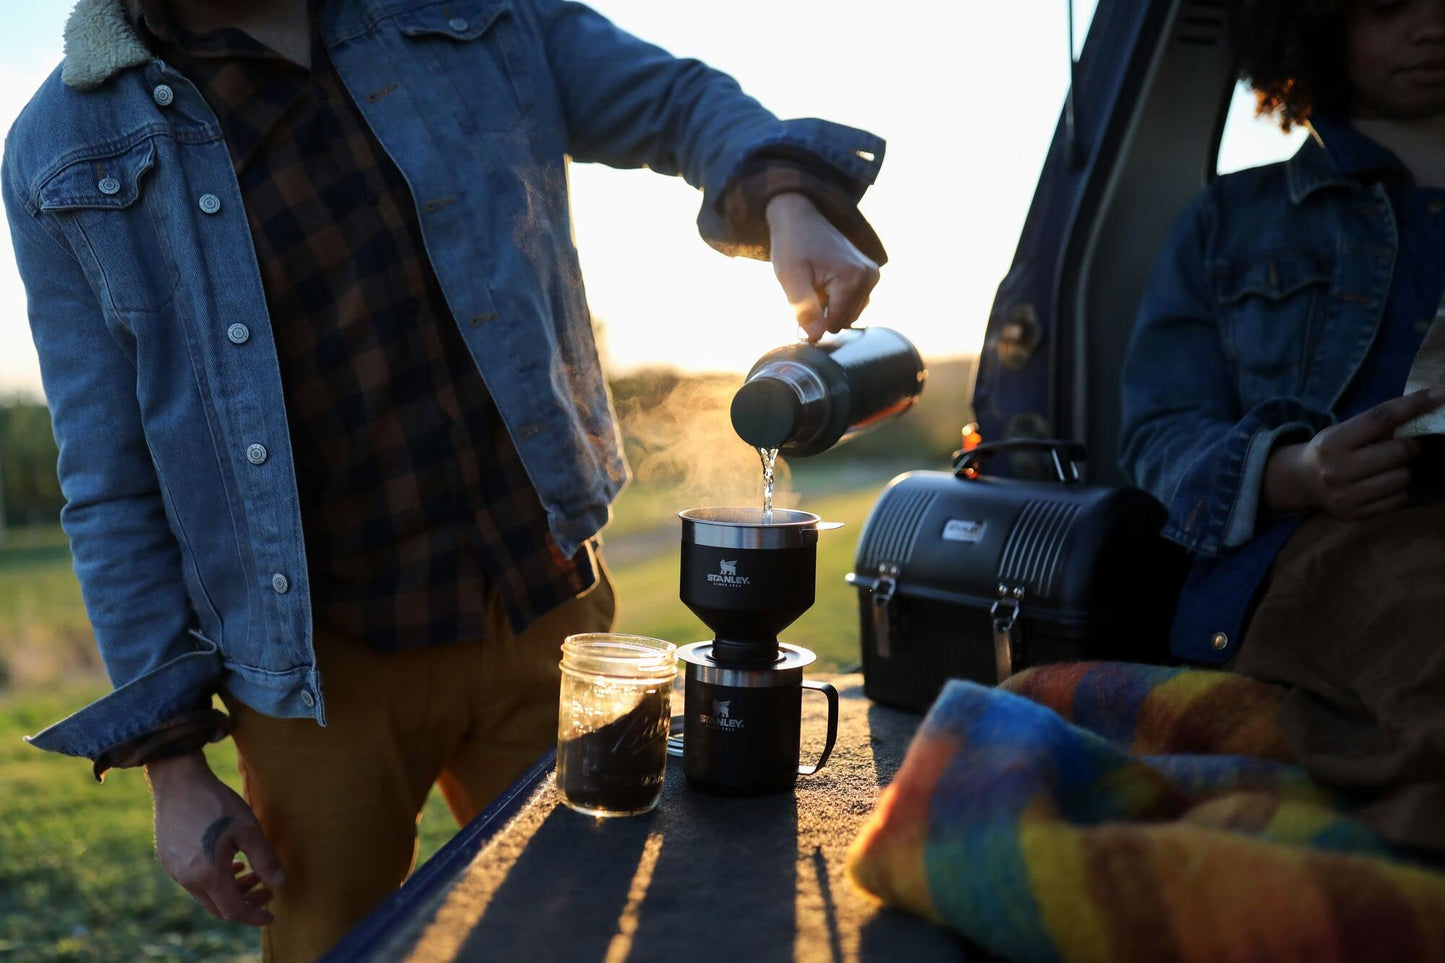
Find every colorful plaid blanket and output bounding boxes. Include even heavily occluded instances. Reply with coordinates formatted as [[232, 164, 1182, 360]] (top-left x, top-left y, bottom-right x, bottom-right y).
[[846, 663, 1445, 962]]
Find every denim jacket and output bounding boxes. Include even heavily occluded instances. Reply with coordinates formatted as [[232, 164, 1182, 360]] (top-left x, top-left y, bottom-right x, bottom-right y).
[[3, 0, 885, 764], [1119, 132, 1396, 561]]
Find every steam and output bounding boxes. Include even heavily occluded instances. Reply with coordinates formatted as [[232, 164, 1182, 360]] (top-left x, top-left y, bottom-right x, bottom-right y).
[[616, 372, 798, 511]]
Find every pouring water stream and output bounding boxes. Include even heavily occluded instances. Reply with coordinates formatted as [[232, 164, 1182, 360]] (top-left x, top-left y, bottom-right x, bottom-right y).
[[758, 447, 779, 524]]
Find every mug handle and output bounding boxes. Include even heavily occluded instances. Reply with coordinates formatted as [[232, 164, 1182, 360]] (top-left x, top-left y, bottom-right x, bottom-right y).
[[797, 680, 839, 776]]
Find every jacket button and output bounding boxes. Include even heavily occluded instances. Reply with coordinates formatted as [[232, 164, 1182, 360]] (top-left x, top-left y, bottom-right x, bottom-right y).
[[448, 16, 469, 30], [300, 689, 316, 708], [271, 573, 290, 594], [198, 193, 222, 214], [246, 443, 268, 465], [153, 84, 174, 106], [1212, 632, 1229, 651], [227, 323, 251, 345], [97, 177, 121, 196]]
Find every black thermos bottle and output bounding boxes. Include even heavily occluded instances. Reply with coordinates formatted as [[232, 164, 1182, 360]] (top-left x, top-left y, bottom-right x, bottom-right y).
[[730, 327, 926, 457]]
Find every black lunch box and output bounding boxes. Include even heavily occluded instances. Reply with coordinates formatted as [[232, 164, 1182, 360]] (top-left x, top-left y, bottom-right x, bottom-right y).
[[848, 440, 1189, 713]]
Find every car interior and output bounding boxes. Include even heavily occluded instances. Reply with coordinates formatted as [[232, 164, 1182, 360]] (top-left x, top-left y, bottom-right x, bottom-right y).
[[974, 0, 1300, 487]]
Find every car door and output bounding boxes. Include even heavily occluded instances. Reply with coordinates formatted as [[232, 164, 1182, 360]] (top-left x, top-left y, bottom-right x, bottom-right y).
[[971, 0, 1239, 485]]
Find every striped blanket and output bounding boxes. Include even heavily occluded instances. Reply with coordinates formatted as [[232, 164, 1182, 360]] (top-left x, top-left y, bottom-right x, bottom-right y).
[[846, 663, 1445, 962]]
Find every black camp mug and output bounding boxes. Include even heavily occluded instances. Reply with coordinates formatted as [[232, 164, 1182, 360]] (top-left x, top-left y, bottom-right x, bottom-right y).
[[677, 642, 839, 794]]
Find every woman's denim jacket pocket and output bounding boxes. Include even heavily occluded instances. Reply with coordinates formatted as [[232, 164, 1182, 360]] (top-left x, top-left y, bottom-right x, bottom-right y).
[[1211, 247, 1336, 407], [1119, 140, 1392, 558]]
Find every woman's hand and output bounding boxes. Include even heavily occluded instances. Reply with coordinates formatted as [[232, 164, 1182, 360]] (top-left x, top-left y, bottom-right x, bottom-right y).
[[1264, 387, 1445, 519], [766, 193, 880, 342]]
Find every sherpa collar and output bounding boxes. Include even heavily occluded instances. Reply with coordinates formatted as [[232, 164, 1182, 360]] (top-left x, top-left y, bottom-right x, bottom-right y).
[[62, 0, 153, 90]]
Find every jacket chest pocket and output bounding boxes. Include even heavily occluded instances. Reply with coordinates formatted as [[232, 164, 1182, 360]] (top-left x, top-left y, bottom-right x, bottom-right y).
[[395, 0, 529, 134], [38, 138, 180, 316], [1213, 251, 1334, 402]]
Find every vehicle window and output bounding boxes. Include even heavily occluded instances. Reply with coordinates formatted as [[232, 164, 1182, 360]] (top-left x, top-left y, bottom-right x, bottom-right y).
[[1216, 80, 1308, 176]]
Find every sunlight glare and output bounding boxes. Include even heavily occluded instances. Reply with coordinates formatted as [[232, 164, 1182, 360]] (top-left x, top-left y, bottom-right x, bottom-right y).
[[602, 830, 666, 963]]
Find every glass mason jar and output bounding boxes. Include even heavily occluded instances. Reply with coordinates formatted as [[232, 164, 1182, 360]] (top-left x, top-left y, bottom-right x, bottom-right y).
[[557, 634, 677, 817]]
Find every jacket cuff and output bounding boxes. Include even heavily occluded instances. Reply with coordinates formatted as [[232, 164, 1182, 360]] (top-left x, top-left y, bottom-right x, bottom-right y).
[[90, 705, 232, 781], [1223, 419, 1319, 549], [24, 630, 225, 765], [1162, 399, 1334, 557], [697, 117, 885, 258], [712, 156, 888, 266]]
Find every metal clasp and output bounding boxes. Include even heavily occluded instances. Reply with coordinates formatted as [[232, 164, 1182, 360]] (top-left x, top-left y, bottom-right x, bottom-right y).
[[990, 583, 1025, 683], [871, 564, 900, 658]]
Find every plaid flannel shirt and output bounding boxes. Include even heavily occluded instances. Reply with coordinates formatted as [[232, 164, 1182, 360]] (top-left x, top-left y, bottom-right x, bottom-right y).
[[132, 1, 594, 658]]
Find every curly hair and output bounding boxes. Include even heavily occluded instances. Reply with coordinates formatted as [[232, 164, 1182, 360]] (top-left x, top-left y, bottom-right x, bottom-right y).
[[1227, 0, 1351, 131]]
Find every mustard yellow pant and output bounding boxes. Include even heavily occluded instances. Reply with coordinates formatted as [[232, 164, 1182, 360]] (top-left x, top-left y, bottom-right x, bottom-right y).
[[221, 565, 615, 962]]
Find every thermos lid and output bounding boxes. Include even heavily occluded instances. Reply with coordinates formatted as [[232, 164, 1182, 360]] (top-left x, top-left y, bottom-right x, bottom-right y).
[[730, 377, 800, 449], [730, 327, 925, 457]]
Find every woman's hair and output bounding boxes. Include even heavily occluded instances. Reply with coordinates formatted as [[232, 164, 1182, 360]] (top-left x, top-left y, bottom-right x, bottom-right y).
[[1227, 0, 1351, 131]]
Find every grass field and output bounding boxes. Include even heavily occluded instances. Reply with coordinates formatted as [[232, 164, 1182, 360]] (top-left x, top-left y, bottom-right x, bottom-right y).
[[0, 481, 894, 961], [0, 526, 93, 692]]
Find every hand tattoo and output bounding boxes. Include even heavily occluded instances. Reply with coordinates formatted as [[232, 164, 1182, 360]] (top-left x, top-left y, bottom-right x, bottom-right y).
[[201, 816, 233, 864]]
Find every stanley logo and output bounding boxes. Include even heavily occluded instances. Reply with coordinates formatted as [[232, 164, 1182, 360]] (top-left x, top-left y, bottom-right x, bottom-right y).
[[706, 559, 750, 587], [699, 698, 744, 730]]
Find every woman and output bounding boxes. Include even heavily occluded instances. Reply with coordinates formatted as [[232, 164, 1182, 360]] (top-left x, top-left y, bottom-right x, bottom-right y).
[[1120, 0, 1445, 854]]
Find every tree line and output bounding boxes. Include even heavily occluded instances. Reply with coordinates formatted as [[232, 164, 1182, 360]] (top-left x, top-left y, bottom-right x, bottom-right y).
[[0, 358, 974, 532], [0, 398, 63, 529]]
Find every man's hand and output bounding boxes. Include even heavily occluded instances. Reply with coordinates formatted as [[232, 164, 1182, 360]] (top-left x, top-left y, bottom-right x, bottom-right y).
[[147, 751, 285, 927], [1264, 387, 1445, 519], [766, 193, 880, 342]]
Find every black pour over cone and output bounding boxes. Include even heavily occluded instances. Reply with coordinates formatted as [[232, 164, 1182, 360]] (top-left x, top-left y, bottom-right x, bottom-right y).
[[678, 508, 820, 666]]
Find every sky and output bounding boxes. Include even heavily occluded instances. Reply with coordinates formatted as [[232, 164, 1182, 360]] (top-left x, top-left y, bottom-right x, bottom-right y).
[[0, 0, 1303, 401]]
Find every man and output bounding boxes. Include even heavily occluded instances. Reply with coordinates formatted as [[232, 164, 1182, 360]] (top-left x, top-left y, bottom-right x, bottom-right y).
[[3, 0, 886, 957]]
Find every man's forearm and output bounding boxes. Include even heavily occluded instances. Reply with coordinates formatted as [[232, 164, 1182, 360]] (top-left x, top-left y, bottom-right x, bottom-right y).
[[146, 749, 214, 795], [765, 191, 816, 226]]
